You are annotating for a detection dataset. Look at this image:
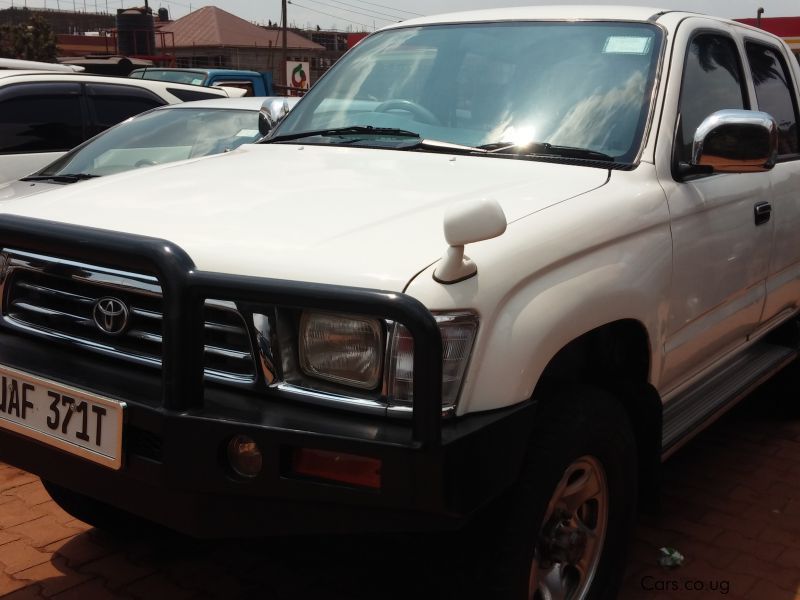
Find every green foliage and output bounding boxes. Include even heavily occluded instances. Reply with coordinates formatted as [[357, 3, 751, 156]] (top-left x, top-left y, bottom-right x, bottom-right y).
[[0, 14, 57, 62]]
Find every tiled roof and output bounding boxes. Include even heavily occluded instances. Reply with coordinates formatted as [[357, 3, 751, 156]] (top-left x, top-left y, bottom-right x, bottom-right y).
[[158, 6, 324, 50]]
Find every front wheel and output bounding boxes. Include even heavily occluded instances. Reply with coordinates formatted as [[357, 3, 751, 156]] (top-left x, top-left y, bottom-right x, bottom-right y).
[[530, 454, 610, 598], [473, 386, 638, 600]]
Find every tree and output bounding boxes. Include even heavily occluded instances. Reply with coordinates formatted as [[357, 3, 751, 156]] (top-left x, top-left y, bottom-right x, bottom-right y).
[[0, 14, 57, 62]]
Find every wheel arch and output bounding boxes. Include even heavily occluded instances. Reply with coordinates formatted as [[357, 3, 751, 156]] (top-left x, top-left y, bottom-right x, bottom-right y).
[[535, 319, 663, 510]]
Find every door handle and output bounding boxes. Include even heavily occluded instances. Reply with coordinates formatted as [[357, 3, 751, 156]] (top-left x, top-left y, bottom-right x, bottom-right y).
[[754, 201, 772, 226]]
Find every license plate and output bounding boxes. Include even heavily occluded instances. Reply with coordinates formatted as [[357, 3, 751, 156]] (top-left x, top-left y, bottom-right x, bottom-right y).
[[0, 365, 124, 470]]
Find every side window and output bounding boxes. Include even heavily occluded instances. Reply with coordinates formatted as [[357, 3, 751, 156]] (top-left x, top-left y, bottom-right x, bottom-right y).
[[0, 83, 84, 154], [86, 84, 165, 137], [677, 34, 747, 163], [745, 42, 799, 157]]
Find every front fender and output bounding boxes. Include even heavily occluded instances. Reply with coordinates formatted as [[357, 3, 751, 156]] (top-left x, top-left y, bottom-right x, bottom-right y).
[[404, 166, 672, 415]]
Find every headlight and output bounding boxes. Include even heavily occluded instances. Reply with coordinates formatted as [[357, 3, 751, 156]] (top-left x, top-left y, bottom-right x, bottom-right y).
[[299, 311, 384, 389], [388, 313, 478, 409]]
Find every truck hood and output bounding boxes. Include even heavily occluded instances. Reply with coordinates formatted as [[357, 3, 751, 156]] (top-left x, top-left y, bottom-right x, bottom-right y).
[[0, 144, 609, 291], [0, 178, 60, 202]]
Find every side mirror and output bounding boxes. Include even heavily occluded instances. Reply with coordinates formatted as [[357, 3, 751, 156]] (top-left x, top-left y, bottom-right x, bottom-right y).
[[433, 198, 507, 284], [258, 98, 291, 136], [681, 109, 778, 177]]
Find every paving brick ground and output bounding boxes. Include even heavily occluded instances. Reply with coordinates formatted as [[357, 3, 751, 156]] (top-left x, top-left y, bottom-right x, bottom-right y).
[[1, 371, 800, 599]]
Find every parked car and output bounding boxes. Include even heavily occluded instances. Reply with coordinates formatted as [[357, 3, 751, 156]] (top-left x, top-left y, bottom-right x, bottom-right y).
[[0, 70, 246, 185], [0, 7, 798, 599], [130, 68, 274, 96], [0, 96, 298, 202], [0, 58, 85, 72]]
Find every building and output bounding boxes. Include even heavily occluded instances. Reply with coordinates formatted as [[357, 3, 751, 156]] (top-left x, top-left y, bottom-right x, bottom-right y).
[[156, 6, 324, 86], [737, 16, 800, 60]]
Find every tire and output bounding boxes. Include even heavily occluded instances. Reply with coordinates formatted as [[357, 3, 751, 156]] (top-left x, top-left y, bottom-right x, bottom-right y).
[[41, 479, 151, 536], [468, 385, 638, 600]]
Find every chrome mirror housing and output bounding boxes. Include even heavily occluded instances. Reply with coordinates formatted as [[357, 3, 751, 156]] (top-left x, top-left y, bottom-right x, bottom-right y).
[[258, 98, 293, 136], [690, 109, 778, 174]]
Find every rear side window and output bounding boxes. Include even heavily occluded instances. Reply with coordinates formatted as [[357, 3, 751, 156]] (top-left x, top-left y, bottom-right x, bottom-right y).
[[745, 42, 800, 157], [0, 82, 84, 154], [677, 34, 747, 163], [166, 87, 223, 101], [86, 83, 165, 136]]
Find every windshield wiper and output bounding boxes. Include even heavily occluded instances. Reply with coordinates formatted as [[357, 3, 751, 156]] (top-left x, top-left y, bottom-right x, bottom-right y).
[[477, 142, 615, 162], [401, 138, 486, 154], [21, 173, 100, 183], [263, 126, 421, 144]]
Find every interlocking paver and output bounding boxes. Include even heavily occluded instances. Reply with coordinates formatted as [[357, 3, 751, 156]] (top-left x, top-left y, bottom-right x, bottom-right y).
[[50, 579, 127, 600], [7, 517, 81, 549], [0, 540, 52, 575], [78, 554, 154, 590], [12, 558, 90, 598], [0, 372, 798, 599], [122, 574, 195, 600], [43, 535, 113, 568], [0, 570, 30, 597]]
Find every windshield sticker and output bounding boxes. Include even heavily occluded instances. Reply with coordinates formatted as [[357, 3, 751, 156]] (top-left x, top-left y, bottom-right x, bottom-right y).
[[191, 78, 204, 85], [235, 129, 260, 137], [603, 36, 652, 55]]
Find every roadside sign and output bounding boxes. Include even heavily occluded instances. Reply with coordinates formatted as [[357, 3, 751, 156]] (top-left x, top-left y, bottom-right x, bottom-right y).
[[286, 61, 310, 93]]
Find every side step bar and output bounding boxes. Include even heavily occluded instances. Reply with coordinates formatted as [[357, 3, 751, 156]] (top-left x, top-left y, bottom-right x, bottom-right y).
[[662, 342, 797, 459]]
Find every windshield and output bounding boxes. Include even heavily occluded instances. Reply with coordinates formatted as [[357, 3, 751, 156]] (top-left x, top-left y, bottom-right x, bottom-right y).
[[37, 107, 261, 178], [274, 21, 663, 163]]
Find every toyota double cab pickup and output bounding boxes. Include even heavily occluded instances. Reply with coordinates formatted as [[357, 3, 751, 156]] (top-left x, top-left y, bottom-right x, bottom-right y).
[[0, 6, 799, 599]]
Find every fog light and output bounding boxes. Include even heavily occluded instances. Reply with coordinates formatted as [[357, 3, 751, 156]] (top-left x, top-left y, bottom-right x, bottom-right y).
[[227, 435, 263, 478]]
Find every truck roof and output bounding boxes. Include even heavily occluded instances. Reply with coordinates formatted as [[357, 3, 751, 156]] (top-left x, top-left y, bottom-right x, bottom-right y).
[[131, 68, 262, 76], [383, 6, 705, 28]]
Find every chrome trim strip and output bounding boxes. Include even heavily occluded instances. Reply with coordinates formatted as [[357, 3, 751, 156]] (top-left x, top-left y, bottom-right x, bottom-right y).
[[275, 382, 387, 416], [15, 282, 94, 305], [204, 345, 252, 361], [204, 321, 246, 335], [6, 249, 158, 282], [127, 330, 162, 343], [253, 312, 280, 385], [0, 249, 257, 385], [2, 316, 162, 367], [9, 301, 93, 326], [131, 308, 161, 320]]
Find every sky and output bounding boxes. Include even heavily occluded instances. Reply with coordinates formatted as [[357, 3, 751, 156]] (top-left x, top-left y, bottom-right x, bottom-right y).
[[2, 0, 800, 31]]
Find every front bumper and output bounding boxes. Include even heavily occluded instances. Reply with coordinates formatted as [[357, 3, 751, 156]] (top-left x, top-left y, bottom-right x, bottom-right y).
[[0, 216, 535, 537]]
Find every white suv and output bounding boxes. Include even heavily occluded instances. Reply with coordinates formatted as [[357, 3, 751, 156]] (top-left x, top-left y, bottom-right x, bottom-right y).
[[0, 70, 244, 184]]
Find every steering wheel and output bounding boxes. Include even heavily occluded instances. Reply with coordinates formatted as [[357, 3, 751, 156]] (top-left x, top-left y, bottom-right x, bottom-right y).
[[373, 99, 441, 125], [134, 159, 158, 168]]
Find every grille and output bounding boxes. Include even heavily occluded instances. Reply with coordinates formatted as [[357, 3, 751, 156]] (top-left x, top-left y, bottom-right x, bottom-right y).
[[2, 251, 256, 383]]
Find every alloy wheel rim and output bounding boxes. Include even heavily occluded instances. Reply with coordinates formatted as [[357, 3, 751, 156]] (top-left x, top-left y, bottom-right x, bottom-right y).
[[528, 455, 609, 600]]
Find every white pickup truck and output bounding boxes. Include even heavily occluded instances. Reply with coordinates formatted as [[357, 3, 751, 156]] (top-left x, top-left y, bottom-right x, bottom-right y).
[[0, 6, 797, 599]]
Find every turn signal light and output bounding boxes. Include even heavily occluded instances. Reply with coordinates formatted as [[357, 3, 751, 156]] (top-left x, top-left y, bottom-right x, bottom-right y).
[[291, 448, 382, 489]]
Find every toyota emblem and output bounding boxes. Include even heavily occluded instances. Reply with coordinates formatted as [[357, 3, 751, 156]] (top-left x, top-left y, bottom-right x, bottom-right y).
[[93, 297, 130, 335]]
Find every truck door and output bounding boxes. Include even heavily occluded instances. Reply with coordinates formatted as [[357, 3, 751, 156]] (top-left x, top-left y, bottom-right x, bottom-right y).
[[741, 38, 800, 326], [657, 23, 774, 390]]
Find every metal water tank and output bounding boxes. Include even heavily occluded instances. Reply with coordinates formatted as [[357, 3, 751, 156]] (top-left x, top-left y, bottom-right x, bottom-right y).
[[116, 7, 155, 56]]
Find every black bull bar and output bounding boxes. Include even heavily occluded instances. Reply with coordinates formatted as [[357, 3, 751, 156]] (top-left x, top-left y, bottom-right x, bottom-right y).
[[0, 214, 444, 446]]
